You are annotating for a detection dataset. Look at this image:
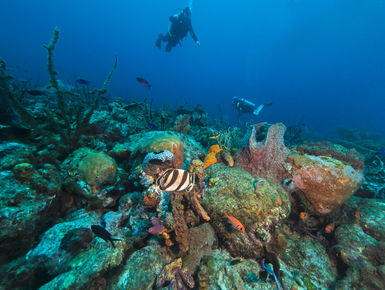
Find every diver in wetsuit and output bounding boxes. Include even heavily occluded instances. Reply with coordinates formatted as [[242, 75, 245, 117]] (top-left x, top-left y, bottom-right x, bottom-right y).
[[155, 7, 200, 52], [232, 96, 272, 116]]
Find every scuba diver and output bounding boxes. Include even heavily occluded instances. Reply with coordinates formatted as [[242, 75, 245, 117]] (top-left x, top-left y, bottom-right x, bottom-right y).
[[155, 6, 200, 52], [232, 96, 272, 116]]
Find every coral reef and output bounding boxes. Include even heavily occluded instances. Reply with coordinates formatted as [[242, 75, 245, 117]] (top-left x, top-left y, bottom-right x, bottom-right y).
[[186, 187, 211, 222], [235, 122, 290, 182], [171, 193, 190, 254], [78, 152, 117, 195], [2, 34, 385, 289]]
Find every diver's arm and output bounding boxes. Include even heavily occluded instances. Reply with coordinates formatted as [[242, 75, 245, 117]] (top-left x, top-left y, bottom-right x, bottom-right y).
[[189, 25, 199, 44]]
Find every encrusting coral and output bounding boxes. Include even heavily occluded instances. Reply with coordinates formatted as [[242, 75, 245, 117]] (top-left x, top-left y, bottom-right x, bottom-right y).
[[288, 153, 364, 214], [203, 163, 291, 258]]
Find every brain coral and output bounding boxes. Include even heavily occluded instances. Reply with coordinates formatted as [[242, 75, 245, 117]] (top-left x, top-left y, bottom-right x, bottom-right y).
[[78, 152, 117, 194]]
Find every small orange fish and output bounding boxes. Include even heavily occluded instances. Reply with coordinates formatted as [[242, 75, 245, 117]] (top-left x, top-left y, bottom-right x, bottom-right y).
[[299, 212, 309, 220], [223, 212, 245, 232], [209, 133, 220, 139], [354, 210, 361, 219], [325, 223, 335, 233]]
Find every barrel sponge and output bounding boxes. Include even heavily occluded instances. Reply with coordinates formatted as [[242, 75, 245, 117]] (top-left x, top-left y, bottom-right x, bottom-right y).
[[235, 123, 289, 182]]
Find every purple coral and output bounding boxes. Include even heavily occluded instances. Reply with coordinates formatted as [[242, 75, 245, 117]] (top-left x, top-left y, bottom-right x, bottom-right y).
[[235, 123, 289, 182], [149, 216, 165, 235]]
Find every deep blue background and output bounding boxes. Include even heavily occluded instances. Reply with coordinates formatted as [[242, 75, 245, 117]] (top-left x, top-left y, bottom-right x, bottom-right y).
[[1, 0, 384, 137]]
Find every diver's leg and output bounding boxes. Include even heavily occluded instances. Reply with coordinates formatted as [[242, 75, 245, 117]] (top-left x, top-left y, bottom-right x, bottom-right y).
[[165, 36, 179, 52], [253, 104, 265, 116], [155, 34, 164, 48], [165, 42, 173, 52]]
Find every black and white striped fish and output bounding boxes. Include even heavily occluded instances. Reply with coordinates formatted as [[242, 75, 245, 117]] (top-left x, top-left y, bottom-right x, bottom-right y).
[[156, 169, 195, 192]]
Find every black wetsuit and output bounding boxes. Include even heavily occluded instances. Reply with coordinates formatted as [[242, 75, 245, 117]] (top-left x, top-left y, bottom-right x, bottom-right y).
[[156, 8, 199, 52]]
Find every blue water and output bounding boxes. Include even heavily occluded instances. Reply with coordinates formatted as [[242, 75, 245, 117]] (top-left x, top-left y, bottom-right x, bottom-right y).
[[1, 0, 384, 136]]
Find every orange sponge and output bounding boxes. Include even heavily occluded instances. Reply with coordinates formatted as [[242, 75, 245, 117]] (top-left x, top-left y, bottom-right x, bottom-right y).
[[208, 144, 223, 154]]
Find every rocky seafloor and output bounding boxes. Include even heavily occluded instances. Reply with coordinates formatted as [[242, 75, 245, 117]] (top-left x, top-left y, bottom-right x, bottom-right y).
[[1, 50, 385, 290]]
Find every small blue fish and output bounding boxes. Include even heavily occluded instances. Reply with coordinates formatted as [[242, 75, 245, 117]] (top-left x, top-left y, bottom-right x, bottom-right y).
[[378, 150, 385, 156], [262, 259, 281, 290], [76, 78, 90, 85], [148, 123, 157, 130]]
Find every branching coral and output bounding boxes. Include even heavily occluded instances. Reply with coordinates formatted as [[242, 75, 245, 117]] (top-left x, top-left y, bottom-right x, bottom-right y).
[[2, 27, 117, 158], [43, 27, 118, 154]]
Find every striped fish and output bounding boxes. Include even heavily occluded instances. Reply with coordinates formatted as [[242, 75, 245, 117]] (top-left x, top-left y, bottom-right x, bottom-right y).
[[156, 169, 195, 192]]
